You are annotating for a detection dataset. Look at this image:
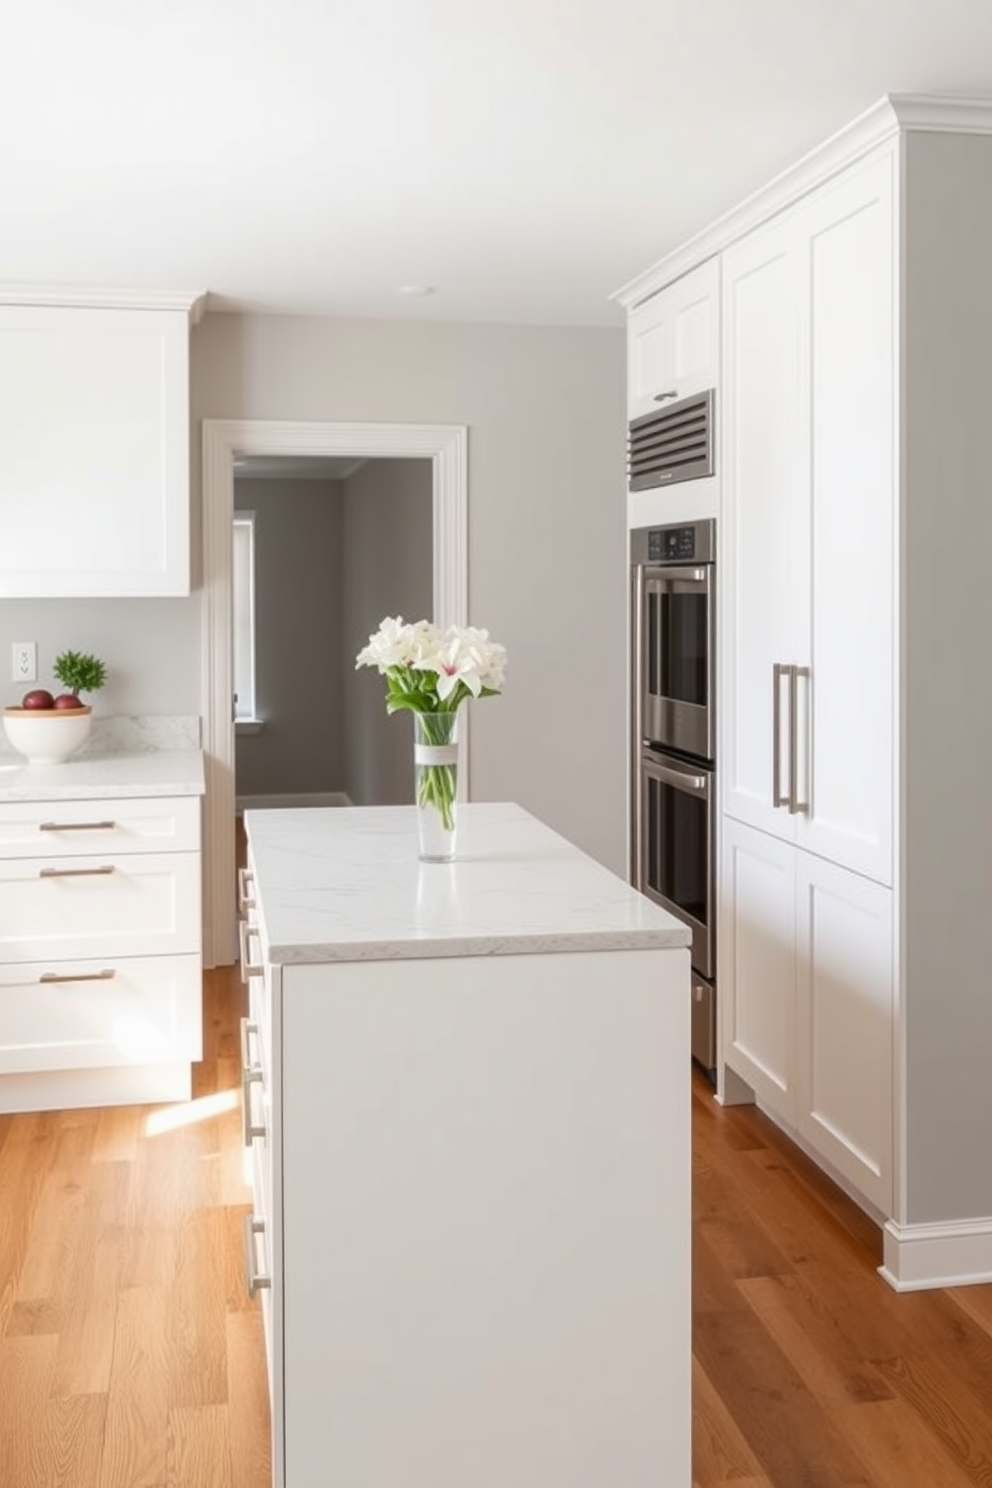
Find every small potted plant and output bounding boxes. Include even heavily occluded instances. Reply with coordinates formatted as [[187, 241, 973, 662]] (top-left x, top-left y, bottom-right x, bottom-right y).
[[51, 649, 108, 707], [3, 649, 107, 763]]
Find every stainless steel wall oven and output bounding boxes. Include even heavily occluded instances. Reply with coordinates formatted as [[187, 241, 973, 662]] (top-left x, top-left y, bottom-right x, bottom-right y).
[[631, 518, 717, 1075]]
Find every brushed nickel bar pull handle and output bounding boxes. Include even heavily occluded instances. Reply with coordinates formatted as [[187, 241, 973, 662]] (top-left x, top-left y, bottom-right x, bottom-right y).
[[788, 664, 799, 814], [239, 1014, 260, 1072], [240, 1020, 267, 1144], [772, 663, 788, 809], [237, 866, 256, 913], [39, 865, 115, 878], [39, 820, 116, 832], [239, 918, 264, 982], [243, 1215, 271, 1298], [39, 969, 116, 984], [792, 666, 811, 815], [652, 389, 679, 403]]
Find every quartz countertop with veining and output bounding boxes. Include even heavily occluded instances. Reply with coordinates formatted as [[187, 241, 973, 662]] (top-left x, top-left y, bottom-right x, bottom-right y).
[[0, 748, 205, 801], [245, 801, 691, 964]]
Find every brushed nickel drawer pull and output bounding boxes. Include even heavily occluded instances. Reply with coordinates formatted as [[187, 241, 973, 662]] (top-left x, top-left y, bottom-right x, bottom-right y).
[[39, 865, 115, 878], [39, 969, 116, 984], [243, 1215, 271, 1298], [240, 1019, 268, 1145], [39, 820, 116, 832], [238, 866, 256, 913], [239, 919, 264, 982]]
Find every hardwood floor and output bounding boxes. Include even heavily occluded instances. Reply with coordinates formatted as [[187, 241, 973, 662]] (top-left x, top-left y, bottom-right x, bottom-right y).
[[691, 1067, 992, 1488], [0, 964, 271, 1488], [2, 959, 992, 1487]]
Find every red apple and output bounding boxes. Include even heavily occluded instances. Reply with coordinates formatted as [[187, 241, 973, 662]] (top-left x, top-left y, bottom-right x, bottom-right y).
[[21, 689, 55, 709], [54, 693, 84, 709]]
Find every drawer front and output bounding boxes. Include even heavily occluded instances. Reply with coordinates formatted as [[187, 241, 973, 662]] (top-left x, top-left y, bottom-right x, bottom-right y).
[[0, 851, 200, 962], [0, 952, 202, 1072], [0, 795, 200, 858]]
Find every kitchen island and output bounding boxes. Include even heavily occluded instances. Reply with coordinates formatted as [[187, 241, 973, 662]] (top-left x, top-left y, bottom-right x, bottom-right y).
[[241, 801, 692, 1488]]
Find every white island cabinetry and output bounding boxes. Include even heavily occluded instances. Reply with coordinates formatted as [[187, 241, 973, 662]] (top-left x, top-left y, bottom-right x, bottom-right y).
[[241, 802, 692, 1488]]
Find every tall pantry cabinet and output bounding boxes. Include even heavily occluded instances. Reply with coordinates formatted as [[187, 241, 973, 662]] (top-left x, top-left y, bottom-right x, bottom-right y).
[[721, 147, 896, 1214], [618, 95, 992, 1289]]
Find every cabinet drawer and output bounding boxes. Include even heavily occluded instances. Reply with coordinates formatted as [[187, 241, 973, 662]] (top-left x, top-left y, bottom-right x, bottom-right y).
[[0, 851, 200, 962], [0, 953, 202, 1072], [0, 795, 200, 857]]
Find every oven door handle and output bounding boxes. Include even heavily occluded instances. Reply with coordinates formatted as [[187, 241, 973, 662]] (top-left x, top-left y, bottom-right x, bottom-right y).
[[643, 565, 709, 587], [642, 755, 709, 796]]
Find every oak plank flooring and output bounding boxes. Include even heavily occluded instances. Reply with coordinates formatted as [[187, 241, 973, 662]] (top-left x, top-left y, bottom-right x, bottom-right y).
[[0, 966, 271, 1488], [692, 1067, 992, 1488]]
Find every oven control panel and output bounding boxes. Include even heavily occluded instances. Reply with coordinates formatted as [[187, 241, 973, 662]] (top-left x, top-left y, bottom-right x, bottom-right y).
[[648, 525, 697, 561], [631, 519, 715, 567]]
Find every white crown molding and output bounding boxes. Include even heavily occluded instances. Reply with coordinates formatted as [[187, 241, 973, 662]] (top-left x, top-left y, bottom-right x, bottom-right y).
[[880, 1215, 992, 1291], [0, 284, 209, 324], [612, 91, 992, 310]]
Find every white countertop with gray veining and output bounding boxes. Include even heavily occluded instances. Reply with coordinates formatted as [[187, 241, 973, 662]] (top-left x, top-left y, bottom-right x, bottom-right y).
[[0, 748, 205, 801], [245, 801, 691, 964]]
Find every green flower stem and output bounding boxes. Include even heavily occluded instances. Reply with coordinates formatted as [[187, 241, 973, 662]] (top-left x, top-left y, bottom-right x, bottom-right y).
[[414, 712, 458, 834]]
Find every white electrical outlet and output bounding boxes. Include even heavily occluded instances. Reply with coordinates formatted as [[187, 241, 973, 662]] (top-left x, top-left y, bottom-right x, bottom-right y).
[[12, 642, 37, 684]]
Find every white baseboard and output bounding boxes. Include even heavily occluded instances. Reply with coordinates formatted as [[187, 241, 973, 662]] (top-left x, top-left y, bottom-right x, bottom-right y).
[[236, 791, 352, 813], [880, 1217, 992, 1291]]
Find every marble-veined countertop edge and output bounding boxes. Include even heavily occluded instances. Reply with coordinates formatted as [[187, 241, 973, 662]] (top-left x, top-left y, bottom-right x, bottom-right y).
[[247, 802, 692, 964]]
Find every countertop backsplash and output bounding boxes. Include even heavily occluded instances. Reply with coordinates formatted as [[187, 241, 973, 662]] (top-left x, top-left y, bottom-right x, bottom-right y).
[[0, 714, 201, 759]]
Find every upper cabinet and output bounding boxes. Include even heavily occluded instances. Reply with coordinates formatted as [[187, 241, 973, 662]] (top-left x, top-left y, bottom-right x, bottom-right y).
[[0, 289, 205, 597], [626, 257, 719, 419]]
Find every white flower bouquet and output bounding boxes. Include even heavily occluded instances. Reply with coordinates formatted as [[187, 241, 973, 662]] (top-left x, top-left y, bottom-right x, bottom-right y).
[[356, 616, 507, 839]]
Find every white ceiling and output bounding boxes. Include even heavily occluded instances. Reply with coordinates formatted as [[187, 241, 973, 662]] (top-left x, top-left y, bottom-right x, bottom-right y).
[[4, 0, 992, 329]]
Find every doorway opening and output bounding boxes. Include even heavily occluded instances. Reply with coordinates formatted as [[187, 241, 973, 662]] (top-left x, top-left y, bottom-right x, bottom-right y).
[[201, 419, 468, 967]]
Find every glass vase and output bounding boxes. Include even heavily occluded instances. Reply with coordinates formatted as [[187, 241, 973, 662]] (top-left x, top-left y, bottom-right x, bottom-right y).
[[413, 711, 459, 862]]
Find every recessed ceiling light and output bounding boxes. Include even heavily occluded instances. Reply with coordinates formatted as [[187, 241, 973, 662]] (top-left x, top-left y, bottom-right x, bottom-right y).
[[396, 284, 436, 297]]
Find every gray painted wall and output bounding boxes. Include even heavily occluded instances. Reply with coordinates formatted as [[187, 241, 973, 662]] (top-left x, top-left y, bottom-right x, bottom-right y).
[[341, 458, 433, 805], [233, 476, 346, 798], [902, 131, 992, 1226]]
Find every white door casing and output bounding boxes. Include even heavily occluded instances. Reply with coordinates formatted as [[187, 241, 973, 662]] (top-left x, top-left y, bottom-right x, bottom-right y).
[[201, 420, 468, 967]]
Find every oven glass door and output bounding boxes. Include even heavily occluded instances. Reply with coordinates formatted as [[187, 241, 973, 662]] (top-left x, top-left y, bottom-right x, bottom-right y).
[[640, 747, 713, 978], [641, 564, 713, 759]]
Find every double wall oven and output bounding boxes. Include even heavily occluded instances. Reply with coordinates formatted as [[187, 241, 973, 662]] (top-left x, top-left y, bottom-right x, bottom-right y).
[[630, 519, 717, 1076]]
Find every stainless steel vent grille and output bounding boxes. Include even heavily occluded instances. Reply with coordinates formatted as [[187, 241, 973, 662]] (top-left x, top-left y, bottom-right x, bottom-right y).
[[628, 390, 714, 490]]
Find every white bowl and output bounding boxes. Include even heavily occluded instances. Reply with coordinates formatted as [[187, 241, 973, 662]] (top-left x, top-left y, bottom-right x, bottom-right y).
[[3, 705, 93, 764]]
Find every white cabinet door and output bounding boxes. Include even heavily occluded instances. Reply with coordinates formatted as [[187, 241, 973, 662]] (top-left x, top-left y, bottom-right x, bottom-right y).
[[721, 816, 894, 1211], [796, 153, 895, 885], [721, 149, 895, 885], [720, 213, 806, 843], [627, 257, 720, 418], [0, 304, 191, 596], [795, 850, 893, 1212], [721, 815, 797, 1123]]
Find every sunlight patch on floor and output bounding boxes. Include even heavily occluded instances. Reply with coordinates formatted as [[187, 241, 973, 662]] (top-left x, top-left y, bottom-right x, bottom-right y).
[[144, 1086, 239, 1136]]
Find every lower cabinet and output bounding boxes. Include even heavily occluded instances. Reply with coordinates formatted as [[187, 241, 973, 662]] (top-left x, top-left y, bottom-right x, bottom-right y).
[[721, 815, 893, 1213], [0, 792, 203, 1111]]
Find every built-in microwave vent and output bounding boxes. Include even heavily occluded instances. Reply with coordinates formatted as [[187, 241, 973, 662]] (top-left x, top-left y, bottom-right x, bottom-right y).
[[628, 390, 714, 490]]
